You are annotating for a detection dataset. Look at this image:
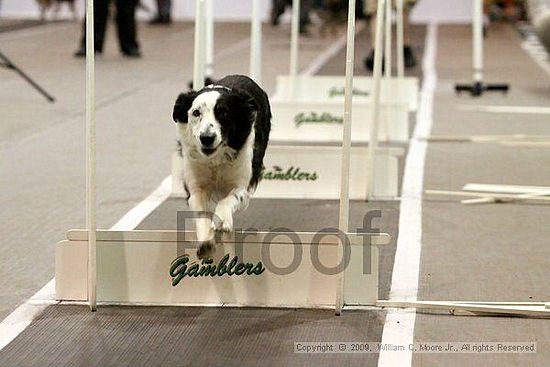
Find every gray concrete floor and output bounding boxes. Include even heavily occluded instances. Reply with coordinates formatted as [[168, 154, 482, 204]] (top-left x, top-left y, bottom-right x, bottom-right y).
[[413, 24, 550, 367]]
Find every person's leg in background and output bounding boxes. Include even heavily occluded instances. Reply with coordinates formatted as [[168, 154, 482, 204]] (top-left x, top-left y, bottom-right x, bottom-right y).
[[115, 0, 141, 57], [299, 0, 314, 34], [74, 0, 110, 57], [356, 0, 365, 19], [363, 0, 417, 71], [150, 0, 172, 25], [270, 0, 311, 33], [271, 0, 288, 26]]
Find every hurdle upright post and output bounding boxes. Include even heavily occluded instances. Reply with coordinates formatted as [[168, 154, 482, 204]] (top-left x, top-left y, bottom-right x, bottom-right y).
[[472, 0, 483, 83], [85, 0, 97, 312], [289, 0, 300, 77], [205, 0, 214, 79], [396, 0, 405, 77], [384, 0, 392, 77], [193, 0, 206, 90], [366, 0, 386, 199], [454, 0, 509, 96], [250, 0, 262, 84], [336, 0, 357, 316]]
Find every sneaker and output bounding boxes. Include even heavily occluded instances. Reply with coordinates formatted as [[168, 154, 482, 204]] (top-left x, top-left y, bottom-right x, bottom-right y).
[[149, 15, 171, 25], [122, 48, 142, 58]]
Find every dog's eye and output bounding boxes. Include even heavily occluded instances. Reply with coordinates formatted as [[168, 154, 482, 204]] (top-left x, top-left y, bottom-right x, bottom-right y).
[[192, 110, 200, 117]]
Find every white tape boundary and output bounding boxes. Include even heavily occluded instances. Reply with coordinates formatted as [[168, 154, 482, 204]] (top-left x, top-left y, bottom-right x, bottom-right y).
[[0, 175, 172, 351], [302, 23, 365, 76], [377, 23, 438, 367]]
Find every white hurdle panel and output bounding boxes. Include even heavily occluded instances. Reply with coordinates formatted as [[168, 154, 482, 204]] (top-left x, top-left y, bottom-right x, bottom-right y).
[[254, 143, 403, 199], [56, 230, 390, 308], [270, 76, 416, 143]]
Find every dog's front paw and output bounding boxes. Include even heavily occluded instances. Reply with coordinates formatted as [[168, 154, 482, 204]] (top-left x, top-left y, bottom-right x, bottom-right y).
[[212, 204, 233, 233], [197, 240, 216, 260]]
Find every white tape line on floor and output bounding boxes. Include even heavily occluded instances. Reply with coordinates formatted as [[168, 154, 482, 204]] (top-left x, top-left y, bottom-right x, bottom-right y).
[[377, 23, 438, 367], [302, 23, 365, 76], [0, 175, 172, 352]]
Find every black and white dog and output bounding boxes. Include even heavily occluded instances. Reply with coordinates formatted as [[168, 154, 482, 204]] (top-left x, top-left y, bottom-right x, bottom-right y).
[[172, 75, 271, 259]]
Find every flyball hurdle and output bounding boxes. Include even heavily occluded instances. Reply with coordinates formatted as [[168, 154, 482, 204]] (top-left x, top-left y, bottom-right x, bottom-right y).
[[56, 0, 392, 314], [56, 229, 390, 308], [270, 76, 416, 142], [173, 0, 410, 200], [263, 0, 416, 199], [269, 0, 419, 145]]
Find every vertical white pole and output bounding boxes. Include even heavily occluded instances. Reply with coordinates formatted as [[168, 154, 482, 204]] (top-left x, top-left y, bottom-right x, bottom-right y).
[[382, 0, 391, 143], [205, 0, 214, 78], [193, 0, 206, 90], [85, 0, 97, 312], [396, 0, 405, 77], [336, 0, 356, 316], [473, 0, 483, 82], [384, 0, 391, 77], [367, 0, 385, 199], [289, 0, 300, 77], [250, 0, 262, 84]]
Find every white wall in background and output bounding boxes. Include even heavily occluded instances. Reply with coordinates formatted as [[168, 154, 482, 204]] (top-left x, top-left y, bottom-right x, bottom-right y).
[[0, 0, 272, 21], [411, 0, 473, 24]]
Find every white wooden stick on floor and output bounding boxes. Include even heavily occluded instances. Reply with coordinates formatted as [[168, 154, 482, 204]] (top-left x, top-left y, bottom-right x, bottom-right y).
[[426, 190, 550, 204], [461, 189, 550, 205], [463, 183, 550, 194], [422, 134, 550, 143], [458, 104, 550, 115], [377, 300, 550, 318]]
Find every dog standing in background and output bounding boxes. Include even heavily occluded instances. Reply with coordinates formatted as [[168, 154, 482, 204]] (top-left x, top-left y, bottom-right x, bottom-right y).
[[36, 0, 77, 21]]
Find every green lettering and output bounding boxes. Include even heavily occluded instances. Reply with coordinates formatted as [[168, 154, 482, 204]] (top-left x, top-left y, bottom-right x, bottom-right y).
[[217, 254, 230, 276], [252, 262, 266, 275], [234, 263, 246, 275]]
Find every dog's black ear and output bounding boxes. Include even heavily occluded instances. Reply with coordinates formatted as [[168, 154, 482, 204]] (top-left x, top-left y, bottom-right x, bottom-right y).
[[246, 97, 258, 115], [173, 91, 197, 123]]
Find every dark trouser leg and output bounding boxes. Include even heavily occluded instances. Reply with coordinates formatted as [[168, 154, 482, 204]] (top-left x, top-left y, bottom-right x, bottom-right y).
[[157, 0, 171, 19], [79, 0, 110, 52], [299, 0, 312, 31], [115, 0, 139, 53], [271, 0, 286, 26]]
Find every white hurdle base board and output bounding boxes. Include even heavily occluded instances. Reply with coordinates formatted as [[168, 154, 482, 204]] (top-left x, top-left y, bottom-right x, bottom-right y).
[[172, 144, 404, 200], [56, 230, 389, 308], [255, 144, 403, 199]]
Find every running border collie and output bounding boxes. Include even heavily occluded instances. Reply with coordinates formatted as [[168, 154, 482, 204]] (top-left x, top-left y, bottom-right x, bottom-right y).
[[172, 75, 271, 259]]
